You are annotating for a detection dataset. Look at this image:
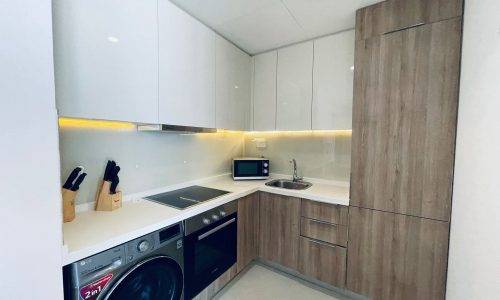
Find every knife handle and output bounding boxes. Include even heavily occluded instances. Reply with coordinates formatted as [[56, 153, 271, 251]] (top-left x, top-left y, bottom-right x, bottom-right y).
[[103, 160, 116, 181], [71, 173, 87, 191], [63, 167, 82, 189], [110, 176, 119, 194]]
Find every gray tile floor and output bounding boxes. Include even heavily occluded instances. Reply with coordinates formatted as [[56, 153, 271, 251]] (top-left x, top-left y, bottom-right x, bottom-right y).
[[214, 264, 345, 300]]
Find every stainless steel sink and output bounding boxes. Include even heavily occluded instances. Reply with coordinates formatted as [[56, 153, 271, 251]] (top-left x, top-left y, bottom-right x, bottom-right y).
[[265, 179, 312, 190]]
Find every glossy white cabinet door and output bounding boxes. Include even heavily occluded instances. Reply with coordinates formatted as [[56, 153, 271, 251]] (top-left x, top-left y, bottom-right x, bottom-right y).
[[313, 30, 355, 130], [215, 36, 251, 131], [158, 0, 216, 128], [276, 41, 313, 131], [52, 0, 158, 123], [253, 51, 278, 131]]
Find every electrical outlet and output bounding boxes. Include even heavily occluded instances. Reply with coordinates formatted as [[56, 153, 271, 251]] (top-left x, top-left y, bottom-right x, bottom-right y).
[[253, 138, 267, 150]]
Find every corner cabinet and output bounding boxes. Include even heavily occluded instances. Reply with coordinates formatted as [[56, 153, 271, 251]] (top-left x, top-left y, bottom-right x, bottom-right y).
[[158, 0, 216, 128], [276, 41, 314, 131], [252, 51, 278, 131], [215, 36, 252, 131], [253, 31, 355, 132], [52, 0, 159, 123], [259, 193, 300, 270]]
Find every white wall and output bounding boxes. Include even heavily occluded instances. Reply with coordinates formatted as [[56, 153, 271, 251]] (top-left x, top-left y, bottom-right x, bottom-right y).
[[0, 0, 63, 299], [446, 0, 500, 298]]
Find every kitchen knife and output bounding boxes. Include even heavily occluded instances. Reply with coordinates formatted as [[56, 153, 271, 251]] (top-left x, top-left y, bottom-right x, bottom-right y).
[[71, 173, 87, 191], [63, 167, 82, 189], [103, 160, 116, 181], [109, 165, 120, 182], [110, 176, 119, 194]]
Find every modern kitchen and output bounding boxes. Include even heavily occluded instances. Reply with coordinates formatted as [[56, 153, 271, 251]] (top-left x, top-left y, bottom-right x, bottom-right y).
[[1, 0, 499, 300]]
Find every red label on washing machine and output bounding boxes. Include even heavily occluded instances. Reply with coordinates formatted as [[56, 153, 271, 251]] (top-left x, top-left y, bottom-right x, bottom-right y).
[[79, 273, 113, 300]]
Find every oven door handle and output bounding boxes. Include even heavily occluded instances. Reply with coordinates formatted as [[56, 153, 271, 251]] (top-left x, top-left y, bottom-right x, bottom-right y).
[[198, 218, 236, 241]]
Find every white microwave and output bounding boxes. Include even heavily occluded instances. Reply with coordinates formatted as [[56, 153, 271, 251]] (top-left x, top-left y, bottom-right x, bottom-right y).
[[232, 158, 269, 180]]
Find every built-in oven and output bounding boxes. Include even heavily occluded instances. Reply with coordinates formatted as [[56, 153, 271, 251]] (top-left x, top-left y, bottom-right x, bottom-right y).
[[183, 201, 237, 299]]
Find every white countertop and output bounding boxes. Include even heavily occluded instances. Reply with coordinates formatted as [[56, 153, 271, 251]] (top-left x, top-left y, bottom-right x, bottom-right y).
[[62, 174, 349, 266]]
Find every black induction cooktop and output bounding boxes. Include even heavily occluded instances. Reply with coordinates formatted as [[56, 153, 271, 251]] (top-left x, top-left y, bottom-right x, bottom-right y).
[[144, 185, 230, 209]]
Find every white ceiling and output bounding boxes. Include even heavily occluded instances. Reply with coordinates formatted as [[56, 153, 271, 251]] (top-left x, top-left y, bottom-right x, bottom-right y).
[[170, 0, 381, 55]]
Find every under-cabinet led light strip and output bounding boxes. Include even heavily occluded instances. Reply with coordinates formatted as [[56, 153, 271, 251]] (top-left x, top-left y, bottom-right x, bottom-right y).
[[58, 117, 136, 129]]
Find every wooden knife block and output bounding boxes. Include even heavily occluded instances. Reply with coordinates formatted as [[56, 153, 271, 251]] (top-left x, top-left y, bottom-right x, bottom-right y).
[[62, 188, 76, 223], [95, 179, 122, 211]]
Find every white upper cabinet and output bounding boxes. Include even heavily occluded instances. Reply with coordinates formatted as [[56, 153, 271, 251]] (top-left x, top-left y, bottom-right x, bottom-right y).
[[52, 0, 159, 123], [253, 51, 278, 131], [312, 30, 355, 130], [276, 41, 314, 131], [215, 36, 252, 131], [158, 0, 216, 128]]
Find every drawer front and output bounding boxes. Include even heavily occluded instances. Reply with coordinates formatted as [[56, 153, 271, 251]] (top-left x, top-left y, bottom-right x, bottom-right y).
[[300, 218, 348, 247], [301, 200, 348, 225], [298, 237, 346, 288]]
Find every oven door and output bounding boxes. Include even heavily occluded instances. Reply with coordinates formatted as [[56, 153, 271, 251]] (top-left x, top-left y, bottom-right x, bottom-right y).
[[184, 214, 237, 299]]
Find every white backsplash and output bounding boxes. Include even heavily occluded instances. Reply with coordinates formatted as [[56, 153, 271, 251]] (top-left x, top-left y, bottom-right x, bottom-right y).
[[59, 128, 351, 205], [59, 127, 244, 204], [244, 132, 351, 183]]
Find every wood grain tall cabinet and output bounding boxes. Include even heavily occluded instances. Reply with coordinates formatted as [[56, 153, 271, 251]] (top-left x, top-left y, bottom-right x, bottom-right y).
[[347, 0, 463, 299]]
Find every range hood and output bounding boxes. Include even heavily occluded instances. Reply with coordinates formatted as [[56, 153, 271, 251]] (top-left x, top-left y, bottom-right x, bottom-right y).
[[137, 124, 217, 134]]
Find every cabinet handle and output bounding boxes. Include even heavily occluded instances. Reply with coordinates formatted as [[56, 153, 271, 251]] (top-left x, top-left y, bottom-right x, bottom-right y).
[[383, 22, 425, 35], [306, 218, 338, 227], [198, 218, 236, 241], [306, 238, 338, 248]]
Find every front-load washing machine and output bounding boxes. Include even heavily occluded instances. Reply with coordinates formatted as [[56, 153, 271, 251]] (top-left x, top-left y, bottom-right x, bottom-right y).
[[63, 222, 184, 300]]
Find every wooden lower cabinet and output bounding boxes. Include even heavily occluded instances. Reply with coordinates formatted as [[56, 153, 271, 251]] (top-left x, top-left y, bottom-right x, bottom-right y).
[[300, 217, 348, 247], [259, 192, 300, 270], [237, 193, 260, 272], [301, 199, 349, 225], [346, 207, 450, 300], [298, 237, 346, 288], [191, 264, 237, 300]]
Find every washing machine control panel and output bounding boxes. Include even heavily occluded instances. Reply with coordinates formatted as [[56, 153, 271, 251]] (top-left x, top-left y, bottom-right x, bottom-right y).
[[126, 234, 156, 262], [137, 240, 152, 252], [76, 246, 125, 278]]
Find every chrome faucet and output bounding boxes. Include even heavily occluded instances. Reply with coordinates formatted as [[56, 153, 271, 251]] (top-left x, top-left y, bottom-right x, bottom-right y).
[[290, 159, 303, 182]]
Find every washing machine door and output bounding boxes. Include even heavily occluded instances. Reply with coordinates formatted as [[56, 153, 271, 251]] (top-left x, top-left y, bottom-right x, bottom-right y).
[[104, 256, 183, 300]]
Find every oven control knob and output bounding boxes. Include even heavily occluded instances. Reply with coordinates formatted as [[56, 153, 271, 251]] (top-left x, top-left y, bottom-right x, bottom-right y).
[[202, 218, 211, 225], [137, 240, 151, 253], [264, 163, 269, 167], [219, 210, 226, 217], [263, 169, 268, 174], [211, 214, 220, 221]]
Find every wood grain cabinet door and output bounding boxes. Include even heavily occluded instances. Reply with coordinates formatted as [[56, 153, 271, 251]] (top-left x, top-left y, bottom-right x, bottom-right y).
[[350, 18, 462, 221], [237, 193, 260, 272], [356, 0, 463, 40], [298, 237, 347, 288], [346, 207, 450, 300], [259, 192, 300, 270]]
